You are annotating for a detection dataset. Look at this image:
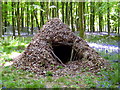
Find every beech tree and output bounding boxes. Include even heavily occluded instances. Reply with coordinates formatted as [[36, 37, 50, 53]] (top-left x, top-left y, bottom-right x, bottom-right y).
[[0, 1, 2, 37], [12, 2, 15, 36], [90, 2, 95, 32], [107, 1, 110, 35], [98, 2, 103, 32], [17, 1, 20, 36], [78, 2, 84, 38]]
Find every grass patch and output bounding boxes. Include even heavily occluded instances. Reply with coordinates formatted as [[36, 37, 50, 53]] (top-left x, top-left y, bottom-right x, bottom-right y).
[[2, 66, 46, 88]]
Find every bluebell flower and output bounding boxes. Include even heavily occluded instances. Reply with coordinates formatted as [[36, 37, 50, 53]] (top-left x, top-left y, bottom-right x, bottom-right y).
[[106, 50, 108, 53], [2, 87, 6, 89], [108, 81, 112, 83], [96, 84, 100, 88], [107, 84, 111, 88], [112, 60, 119, 63], [88, 43, 119, 54], [105, 76, 108, 79], [118, 86, 120, 88], [97, 81, 100, 83], [105, 80, 109, 82], [109, 52, 115, 55], [102, 85, 105, 87]]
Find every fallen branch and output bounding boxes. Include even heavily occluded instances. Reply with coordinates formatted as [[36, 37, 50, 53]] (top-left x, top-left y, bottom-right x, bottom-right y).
[[50, 50, 66, 67], [70, 48, 74, 61]]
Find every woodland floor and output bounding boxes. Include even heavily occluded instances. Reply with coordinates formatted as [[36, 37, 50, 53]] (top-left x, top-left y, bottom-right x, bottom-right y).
[[0, 34, 120, 88]]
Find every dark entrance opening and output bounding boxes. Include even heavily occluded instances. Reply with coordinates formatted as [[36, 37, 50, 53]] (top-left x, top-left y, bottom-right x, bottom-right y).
[[52, 44, 72, 64]]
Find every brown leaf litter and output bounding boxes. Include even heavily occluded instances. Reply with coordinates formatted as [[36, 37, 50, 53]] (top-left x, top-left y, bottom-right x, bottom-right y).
[[13, 18, 110, 76]]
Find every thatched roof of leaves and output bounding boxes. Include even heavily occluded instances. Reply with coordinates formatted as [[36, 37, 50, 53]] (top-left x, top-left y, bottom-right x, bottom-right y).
[[13, 18, 109, 76]]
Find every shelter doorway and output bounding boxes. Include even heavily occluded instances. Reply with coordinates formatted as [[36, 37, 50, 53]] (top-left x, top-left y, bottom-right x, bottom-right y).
[[52, 44, 72, 64]]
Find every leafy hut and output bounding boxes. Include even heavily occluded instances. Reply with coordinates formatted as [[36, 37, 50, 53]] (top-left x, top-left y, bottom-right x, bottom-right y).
[[13, 18, 108, 75]]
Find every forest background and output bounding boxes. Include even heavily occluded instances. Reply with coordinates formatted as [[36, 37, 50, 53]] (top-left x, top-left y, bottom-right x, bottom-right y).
[[0, 1, 119, 38]]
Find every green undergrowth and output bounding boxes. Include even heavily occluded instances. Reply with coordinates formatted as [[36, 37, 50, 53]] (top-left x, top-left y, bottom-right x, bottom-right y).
[[1, 36, 120, 88], [85, 34, 119, 46], [0, 36, 31, 62]]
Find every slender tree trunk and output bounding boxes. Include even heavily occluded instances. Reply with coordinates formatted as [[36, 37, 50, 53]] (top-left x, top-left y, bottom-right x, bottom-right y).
[[99, 2, 103, 32], [12, 2, 15, 36], [105, 15, 107, 32], [0, 1, 2, 37], [31, 13, 34, 34], [65, 2, 68, 25], [21, 3, 24, 31], [34, 9, 40, 30], [107, 1, 110, 35], [15, 2, 17, 28], [78, 2, 84, 38], [40, 2, 44, 27], [83, 2, 86, 32], [118, 1, 120, 34], [26, 2, 30, 35], [57, 2, 59, 18], [46, 2, 49, 20], [17, 1, 20, 36], [4, 2, 7, 33], [93, 2, 95, 32], [90, 2, 93, 32], [62, 2, 64, 23], [70, 2, 74, 32], [51, 2, 55, 18], [31, 2, 34, 35], [76, 3, 79, 31], [90, 2, 95, 32], [86, 2, 89, 32], [68, 3, 70, 26], [49, 2, 52, 18], [54, 2, 57, 17]]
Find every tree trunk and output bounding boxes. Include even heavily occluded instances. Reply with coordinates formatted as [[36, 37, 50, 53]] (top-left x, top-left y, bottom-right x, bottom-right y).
[[90, 2, 95, 32], [31, 2, 34, 35], [26, 2, 30, 35], [78, 2, 84, 38], [46, 2, 49, 20], [107, 1, 110, 35], [118, 1, 120, 34], [4, 2, 7, 33], [51, 2, 55, 18], [12, 2, 15, 36], [65, 2, 68, 25], [40, 2, 44, 27], [34, 9, 40, 30], [76, 3, 79, 31], [54, 2, 57, 17], [21, 3, 24, 31], [68, 3, 70, 26], [57, 2, 59, 18], [99, 2, 103, 32], [86, 2, 89, 32], [0, 1, 2, 37], [70, 2, 74, 32], [62, 2, 64, 23], [49, 2, 52, 18], [83, 2, 86, 32], [93, 2, 95, 32], [17, 1, 20, 36]]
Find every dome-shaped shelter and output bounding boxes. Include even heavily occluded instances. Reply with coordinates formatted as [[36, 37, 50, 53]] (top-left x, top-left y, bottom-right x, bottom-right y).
[[13, 18, 108, 76]]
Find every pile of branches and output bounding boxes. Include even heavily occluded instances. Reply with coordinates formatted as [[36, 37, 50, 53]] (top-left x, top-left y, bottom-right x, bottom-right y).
[[13, 18, 109, 76]]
